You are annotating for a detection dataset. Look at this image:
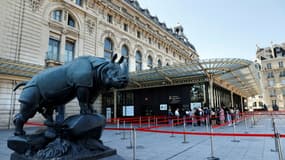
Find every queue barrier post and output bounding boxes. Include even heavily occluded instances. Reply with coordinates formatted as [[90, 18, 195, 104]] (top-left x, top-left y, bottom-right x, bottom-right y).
[[155, 118, 158, 127], [191, 116, 195, 131], [121, 120, 127, 140], [206, 116, 209, 132], [170, 119, 175, 138], [250, 114, 254, 128], [148, 117, 150, 128], [271, 118, 279, 153], [115, 119, 120, 135], [182, 117, 189, 144], [207, 126, 220, 160], [253, 112, 256, 125], [132, 128, 136, 160], [244, 115, 248, 133], [276, 133, 284, 160], [231, 121, 240, 142], [126, 123, 133, 149], [139, 116, 142, 128]]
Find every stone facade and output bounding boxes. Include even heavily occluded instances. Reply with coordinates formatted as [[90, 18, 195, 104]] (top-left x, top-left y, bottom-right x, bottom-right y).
[[253, 42, 285, 110], [0, 0, 198, 128]]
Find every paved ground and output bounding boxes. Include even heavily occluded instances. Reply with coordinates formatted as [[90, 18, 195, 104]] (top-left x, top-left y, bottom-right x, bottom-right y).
[[1, 114, 285, 160]]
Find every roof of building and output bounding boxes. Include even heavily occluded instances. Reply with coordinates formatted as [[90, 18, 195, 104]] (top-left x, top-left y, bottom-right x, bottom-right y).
[[125, 58, 261, 97], [124, 0, 196, 51]]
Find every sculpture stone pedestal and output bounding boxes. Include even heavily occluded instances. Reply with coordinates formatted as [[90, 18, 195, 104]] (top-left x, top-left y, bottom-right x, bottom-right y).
[[8, 114, 125, 160], [10, 147, 123, 160]]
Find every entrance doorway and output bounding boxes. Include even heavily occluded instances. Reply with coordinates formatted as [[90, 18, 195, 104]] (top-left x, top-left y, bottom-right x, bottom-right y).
[[142, 105, 153, 116]]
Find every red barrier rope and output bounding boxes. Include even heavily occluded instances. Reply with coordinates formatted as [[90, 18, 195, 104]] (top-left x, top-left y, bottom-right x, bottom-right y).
[[136, 128, 277, 137]]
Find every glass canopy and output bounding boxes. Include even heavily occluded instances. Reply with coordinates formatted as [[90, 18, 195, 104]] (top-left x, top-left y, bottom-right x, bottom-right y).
[[126, 58, 261, 97]]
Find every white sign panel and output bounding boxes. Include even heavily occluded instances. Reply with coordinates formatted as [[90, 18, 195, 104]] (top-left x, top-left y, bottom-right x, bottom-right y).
[[123, 106, 134, 116], [160, 104, 168, 110], [190, 102, 201, 110]]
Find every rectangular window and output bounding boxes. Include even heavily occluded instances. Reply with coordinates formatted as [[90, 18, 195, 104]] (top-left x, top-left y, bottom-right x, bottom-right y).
[[148, 37, 152, 44], [107, 14, 113, 23], [75, 0, 82, 6], [267, 63, 272, 69], [158, 43, 160, 49], [65, 41, 75, 63], [137, 31, 141, 38], [267, 72, 274, 78], [280, 71, 285, 77], [272, 100, 277, 105], [268, 80, 275, 87], [281, 79, 285, 84], [279, 61, 283, 68], [270, 90, 276, 97], [282, 89, 285, 96], [123, 23, 128, 32], [48, 38, 60, 61]]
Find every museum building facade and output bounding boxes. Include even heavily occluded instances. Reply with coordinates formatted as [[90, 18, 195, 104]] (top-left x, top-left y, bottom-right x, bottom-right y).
[[0, 0, 199, 128]]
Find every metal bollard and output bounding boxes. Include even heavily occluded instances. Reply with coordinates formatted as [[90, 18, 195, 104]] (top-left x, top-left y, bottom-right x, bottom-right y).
[[231, 121, 240, 142], [207, 126, 220, 160], [182, 117, 189, 143], [121, 120, 127, 140], [170, 119, 175, 137]]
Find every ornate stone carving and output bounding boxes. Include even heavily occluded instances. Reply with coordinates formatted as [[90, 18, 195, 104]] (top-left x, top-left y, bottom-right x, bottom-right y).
[[30, 0, 41, 12], [86, 19, 96, 34], [87, 0, 96, 9]]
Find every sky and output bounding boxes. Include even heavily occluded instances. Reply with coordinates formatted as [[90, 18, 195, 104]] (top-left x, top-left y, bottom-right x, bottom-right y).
[[138, 0, 285, 60]]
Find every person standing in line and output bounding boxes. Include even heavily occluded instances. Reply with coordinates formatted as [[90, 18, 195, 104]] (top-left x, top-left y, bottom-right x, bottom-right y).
[[168, 108, 173, 124], [175, 108, 180, 125]]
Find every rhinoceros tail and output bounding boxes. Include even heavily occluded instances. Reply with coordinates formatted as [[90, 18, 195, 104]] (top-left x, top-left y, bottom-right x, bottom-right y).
[[13, 81, 28, 91]]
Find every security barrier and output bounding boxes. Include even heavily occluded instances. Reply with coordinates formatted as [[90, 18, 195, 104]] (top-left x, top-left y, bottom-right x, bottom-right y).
[[21, 111, 285, 160]]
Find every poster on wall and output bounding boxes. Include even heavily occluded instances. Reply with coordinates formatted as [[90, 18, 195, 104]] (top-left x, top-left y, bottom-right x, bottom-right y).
[[190, 102, 201, 110], [122, 105, 134, 116], [160, 104, 167, 110]]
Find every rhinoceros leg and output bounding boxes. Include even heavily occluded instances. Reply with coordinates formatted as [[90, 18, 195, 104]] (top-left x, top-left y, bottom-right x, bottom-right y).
[[77, 87, 94, 114], [14, 102, 37, 136]]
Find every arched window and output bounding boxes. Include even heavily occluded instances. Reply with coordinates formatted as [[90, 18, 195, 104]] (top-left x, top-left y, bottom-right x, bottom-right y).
[[68, 15, 75, 27], [52, 10, 62, 22], [104, 38, 113, 60], [157, 59, 162, 68], [135, 51, 142, 71], [47, 9, 78, 64], [147, 55, 153, 69], [121, 45, 129, 72]]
